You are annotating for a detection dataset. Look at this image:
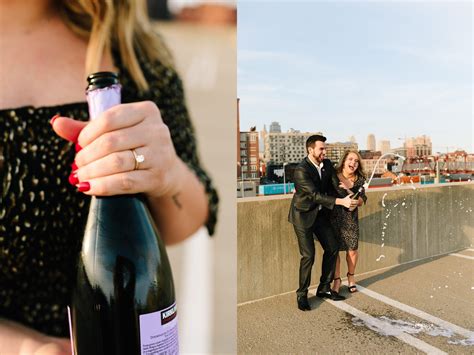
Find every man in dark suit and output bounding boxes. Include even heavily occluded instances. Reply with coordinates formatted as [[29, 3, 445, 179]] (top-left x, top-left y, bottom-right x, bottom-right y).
[[288, 135, 357, 311]]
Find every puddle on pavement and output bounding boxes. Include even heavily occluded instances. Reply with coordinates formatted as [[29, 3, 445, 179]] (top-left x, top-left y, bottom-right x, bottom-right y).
[[352, 315, 474, 346]]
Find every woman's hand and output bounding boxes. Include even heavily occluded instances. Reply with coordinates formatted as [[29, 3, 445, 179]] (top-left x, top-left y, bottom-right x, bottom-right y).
[[52, 100, 209, 244], [31, 338, 71, 355], [0, 319, 71, 355], [52, 101, 185, 199]]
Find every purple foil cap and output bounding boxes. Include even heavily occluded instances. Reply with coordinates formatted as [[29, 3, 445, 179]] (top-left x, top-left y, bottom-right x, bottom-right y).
[[86, 84, 122, 120]]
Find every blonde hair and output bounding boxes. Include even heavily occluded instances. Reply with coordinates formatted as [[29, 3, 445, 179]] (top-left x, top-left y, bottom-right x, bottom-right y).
[[336, 150, 366, 179], [57, 0, 173, 92]]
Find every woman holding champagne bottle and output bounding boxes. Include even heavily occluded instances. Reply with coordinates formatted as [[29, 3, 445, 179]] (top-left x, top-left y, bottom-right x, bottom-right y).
[[0, 0, 218, 353], [330, 150, 367, 295]]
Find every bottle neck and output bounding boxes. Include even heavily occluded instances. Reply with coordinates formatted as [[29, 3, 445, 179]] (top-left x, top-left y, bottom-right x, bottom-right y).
[[86, 84, 121, 121]]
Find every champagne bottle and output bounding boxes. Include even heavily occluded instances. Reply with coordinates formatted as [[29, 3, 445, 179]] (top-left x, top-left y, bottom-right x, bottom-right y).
[[71, 72, 178, 355], [351, 186, 364, 200]]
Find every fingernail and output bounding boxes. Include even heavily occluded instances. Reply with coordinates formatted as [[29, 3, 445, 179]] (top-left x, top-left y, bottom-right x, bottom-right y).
[[71, 161, 78, 170], [68, 172, 79, 185], [50, 114, 60, 125], [77, 182, 90, 192], [75, 143, 82, 152]]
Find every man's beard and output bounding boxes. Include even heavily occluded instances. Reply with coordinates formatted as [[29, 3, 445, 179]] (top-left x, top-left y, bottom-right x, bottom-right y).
[[311, 152, 324, 163]]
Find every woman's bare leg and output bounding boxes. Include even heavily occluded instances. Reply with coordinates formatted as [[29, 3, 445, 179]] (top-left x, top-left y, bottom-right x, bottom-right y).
[[346, 250, 358, 291]]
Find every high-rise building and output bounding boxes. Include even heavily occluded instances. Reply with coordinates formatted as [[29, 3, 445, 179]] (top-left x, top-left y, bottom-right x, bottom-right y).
[[237, 98, 260, 180], [239, 127, 260, 180], [367, 134, 376, 151], [326, 142, 359, 164], [378, 140, 391, 154], [237, 98, 241, 178], [259, 125, 266, 152], [269, 121, 282, 133], [404, 135, 432, 158], [263, 129, 322, 164]]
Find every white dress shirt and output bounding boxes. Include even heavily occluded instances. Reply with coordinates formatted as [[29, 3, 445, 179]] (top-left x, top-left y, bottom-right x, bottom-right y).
[[308, 156, 324, 178]]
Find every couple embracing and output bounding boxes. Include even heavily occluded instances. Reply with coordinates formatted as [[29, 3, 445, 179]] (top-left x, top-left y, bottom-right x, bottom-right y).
[[288, 134, 367, 311]]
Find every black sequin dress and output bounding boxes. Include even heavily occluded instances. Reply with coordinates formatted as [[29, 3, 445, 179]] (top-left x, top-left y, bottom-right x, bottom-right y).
[[330, 175, 366, 251], [0, 52, 218, 337]]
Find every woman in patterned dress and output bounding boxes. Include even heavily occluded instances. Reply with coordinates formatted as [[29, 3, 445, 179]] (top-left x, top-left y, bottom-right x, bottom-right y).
[[330, 150, 367, 294], [0, 0, 218, 353]]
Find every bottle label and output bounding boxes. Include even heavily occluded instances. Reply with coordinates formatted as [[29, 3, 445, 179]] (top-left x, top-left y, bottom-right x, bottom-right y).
[[139, 303, 179, 355]]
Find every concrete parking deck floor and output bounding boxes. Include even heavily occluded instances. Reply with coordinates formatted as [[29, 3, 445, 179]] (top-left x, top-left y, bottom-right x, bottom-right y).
[[238, 249, 474, 354]]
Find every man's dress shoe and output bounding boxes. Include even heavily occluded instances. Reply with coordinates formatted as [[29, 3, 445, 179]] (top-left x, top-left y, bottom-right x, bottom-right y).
[[316, 290, 346, 301], [297, 296, 311, 311]]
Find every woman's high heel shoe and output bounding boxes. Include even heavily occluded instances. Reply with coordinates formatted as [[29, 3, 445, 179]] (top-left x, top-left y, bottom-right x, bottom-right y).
[[347, 272, 358, 293]]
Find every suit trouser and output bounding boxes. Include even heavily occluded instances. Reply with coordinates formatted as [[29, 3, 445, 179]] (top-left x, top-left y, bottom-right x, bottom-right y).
[[293, 209, 339, 297]]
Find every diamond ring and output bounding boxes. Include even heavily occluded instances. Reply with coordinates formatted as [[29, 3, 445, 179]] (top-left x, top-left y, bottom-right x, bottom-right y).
[[131, 149, 145, 170]]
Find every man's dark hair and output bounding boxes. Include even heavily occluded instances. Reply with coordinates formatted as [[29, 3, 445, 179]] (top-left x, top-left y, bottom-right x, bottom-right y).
[[306, 134, 327, 153]]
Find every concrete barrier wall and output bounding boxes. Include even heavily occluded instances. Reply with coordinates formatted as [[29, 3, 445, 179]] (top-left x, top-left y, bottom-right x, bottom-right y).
[[237, 182, 474, 303]]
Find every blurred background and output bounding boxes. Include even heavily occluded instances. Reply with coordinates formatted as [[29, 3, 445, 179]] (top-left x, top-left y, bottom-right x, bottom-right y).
[[147, 0, 236, 353]]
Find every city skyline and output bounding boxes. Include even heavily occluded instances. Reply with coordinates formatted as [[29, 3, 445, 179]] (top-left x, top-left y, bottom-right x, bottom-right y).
[[248, 121, 450, 156], [238, 1, 472, 153]]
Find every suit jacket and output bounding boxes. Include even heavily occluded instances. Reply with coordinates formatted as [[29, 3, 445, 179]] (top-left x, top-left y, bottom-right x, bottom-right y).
[[288, 157, 337, 229]]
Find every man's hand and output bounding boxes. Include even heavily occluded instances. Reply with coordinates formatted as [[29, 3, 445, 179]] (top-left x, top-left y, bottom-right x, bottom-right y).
[[348, 197, 360, 211], [336, 195, 358, 209]]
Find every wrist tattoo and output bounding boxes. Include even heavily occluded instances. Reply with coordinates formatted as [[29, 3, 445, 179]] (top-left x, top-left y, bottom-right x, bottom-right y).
[[172, 193, 183, 209]]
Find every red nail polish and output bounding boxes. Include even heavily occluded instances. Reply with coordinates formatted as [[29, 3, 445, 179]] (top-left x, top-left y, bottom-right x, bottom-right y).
[[75, 143, 83, 152], [68, 172, 79, 185], [50, 114, 60, 125], [71, 161, 78, 170], [77, 182, 90, 192]]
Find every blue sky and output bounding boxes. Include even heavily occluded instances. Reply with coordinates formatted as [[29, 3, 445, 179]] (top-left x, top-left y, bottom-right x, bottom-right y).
[[238, 0, 472, 152]]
